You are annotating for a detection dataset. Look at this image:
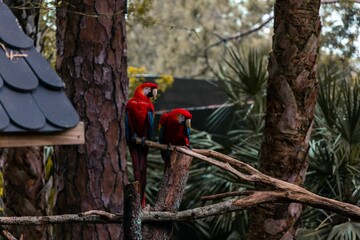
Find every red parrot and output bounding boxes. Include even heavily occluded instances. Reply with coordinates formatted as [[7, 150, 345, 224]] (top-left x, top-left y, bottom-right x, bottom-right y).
[[158, 108, 192, 172], [125, 82, 158, 208]]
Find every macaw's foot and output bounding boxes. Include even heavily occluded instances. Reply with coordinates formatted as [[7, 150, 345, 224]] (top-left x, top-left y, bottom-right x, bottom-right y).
[[143, 204, 151, 211], [141, 137, 146, 147], [186, 144, 193, 150], [132, 133, 138, 143]]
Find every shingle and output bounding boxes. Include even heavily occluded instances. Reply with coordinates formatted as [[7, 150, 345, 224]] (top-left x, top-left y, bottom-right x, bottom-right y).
[[23, 47, 65, 89], [0, 2, 80, 133], [0, 86, 46, 130], [0, 103, 10, 130], [0, 47, 38, 91], [0, 75, 3, 88], [33, 85, 79, 128], [0, 3, 33, 49]]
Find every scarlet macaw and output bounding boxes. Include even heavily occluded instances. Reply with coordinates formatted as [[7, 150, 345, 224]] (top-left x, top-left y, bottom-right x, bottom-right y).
[[158, 108, 192, 172], [125, 82, 158, 208]]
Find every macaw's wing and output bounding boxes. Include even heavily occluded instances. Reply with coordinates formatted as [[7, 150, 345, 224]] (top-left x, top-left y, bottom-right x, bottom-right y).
[[158, 113, 169, 144], [147, 110, 154, 140], [185, 126, 191, 140], [158, 123, 166, 144], [125, 110, 132, 145]]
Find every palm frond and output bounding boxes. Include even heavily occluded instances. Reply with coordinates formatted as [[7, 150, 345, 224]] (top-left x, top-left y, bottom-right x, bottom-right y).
[[327, 221, 360, 240]]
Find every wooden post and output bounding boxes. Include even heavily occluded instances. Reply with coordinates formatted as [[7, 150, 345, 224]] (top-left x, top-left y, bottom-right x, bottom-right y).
[[124, 182, 142, 240], [143, 148, 193, 239]]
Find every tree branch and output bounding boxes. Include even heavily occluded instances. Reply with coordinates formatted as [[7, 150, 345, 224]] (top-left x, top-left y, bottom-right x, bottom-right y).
[[2, 139, 360, 226], [204, 16, 274, 51], [0, 212, 123, 225]]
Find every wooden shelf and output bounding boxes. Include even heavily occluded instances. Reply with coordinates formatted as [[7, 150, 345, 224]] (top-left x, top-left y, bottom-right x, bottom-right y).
[[0, 122, 85, 147]]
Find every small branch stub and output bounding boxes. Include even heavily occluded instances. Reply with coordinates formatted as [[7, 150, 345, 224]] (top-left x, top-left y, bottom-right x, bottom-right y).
[[124, 182, 142, 240]]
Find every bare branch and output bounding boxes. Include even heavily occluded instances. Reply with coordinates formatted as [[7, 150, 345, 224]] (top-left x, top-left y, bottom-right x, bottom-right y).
[[2, 230, 18, 240], [201, 191, 250, 201], [78, 210, 119, 220], [0, 212, 123, 225], [1, 139, 360, 226], [204, 16, 273, 51]]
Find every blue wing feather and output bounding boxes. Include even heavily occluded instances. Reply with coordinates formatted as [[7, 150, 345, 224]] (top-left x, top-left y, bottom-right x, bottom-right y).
[[186, 126, 191, 139], [147, 110, 154, 140], [159, 123, 166, 144]]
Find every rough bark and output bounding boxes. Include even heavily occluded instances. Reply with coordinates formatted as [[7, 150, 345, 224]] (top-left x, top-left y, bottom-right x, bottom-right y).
[[247, 0, 321, 239], [3, 147, 48, 240], [2, 2, 47, 239], [124, 182, 142, 240], [54, 1, 128, 239]]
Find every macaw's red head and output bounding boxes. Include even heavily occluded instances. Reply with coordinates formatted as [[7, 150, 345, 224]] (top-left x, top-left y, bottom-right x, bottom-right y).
[[168, 108, 192, 128], [134, 82, 158, 100]]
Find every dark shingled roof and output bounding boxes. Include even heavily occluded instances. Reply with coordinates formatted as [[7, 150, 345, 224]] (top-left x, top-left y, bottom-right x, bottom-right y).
[[0, 2, 79, 133]]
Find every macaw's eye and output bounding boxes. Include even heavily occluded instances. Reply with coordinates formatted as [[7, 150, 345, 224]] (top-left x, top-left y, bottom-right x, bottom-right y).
[[143, 87, 150, 95], [178, 114, 185, 123]]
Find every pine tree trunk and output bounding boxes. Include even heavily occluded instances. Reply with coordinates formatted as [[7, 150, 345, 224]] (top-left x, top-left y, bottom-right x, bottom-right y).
[[54, 1, 128, 239], [3, 147, 48, 239], [3, 2, 47, 239], [247, 1, 321, 239]]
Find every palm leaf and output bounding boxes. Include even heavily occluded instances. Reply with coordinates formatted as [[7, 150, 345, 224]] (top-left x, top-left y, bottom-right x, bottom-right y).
[[327, 222, 360, 240]]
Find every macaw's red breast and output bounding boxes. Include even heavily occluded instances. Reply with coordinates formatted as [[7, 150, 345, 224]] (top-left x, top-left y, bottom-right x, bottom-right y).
[[126, 99, 153, 138]]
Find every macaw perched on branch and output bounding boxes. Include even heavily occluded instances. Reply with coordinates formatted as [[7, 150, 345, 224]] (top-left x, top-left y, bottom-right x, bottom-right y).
[[158, 108, 192, 172], [125, 82, 158, 208]]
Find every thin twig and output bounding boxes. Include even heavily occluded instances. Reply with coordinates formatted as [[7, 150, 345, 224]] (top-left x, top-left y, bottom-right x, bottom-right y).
[[2, 230, 21, 240], [0, 43, 28, 61], [78, 210, 119, 220], [201, 190, 251, 201], [204, 16, 273, 51]]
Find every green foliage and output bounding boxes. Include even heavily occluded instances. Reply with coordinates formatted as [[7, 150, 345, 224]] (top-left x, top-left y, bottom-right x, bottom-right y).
[[127, 66, 174, 98], [208, 47, 360, 239], [209, 46, 268, 162], [320, 3, 360, 72], [127, 0, 156, 27], [327, 222, 360, 240], [39, 0, 57, 66], [297, 66, 360, 239]]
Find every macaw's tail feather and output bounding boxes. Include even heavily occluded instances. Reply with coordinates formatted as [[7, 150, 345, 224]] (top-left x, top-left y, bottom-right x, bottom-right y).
[[129, 145, 149, 208]]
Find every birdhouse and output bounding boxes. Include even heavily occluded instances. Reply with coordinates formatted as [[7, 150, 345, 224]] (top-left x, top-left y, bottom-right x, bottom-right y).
[[0, 2, 84, 147]]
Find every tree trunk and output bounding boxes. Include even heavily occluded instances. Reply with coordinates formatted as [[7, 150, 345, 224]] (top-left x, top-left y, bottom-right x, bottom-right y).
[[2, 2, 47, 239], [54, 1, 128, 239], [247, 1, 321, 239], [3, 147, 47, 239], [143, 149, 193, 239]]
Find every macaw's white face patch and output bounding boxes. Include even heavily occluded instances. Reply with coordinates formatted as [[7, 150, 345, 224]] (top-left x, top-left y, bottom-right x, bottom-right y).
[[178, 114, 185, 124]]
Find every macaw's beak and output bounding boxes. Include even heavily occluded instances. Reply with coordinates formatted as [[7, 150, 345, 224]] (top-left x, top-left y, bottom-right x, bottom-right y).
[[185, 119, 191, 128], [152, 88, 158, 99]]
